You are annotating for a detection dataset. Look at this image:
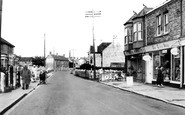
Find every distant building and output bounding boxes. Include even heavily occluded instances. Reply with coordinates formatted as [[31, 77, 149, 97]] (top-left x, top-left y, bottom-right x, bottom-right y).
[[19, 57, 33, 66], [102, 38, 125, 67], [45, 52, 69, 71], [88, 42, 111, 67]]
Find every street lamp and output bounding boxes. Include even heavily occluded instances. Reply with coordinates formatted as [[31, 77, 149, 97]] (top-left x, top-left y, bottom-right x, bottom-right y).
[[85, 10, 101, 79]]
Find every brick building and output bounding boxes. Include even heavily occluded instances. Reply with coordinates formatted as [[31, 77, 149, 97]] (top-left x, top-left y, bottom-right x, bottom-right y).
[[124, 0, 185, 88]]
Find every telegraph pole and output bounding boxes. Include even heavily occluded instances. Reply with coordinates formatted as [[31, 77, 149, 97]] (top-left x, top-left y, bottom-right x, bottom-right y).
[[0, 0, 2, 72], [85, 10, 101, 79], [44, 34, 46, 66]]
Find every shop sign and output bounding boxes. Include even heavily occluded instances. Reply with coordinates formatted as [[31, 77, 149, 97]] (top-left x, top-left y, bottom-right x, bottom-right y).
[[142, 53, 151, 61], [170, 47, 179, 55], [144, 40, 180, 52]]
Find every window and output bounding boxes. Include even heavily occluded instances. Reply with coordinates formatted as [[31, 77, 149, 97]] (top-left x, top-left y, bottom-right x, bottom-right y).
[[133, 22, 142, 41], [164, 13, 169, 33], [157, 15, 162, 36], [125, 27, 132, 44], [124, 28, 128, 44]]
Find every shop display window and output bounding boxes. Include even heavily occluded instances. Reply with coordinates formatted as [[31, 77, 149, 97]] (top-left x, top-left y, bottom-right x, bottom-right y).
[[153, 52, 160, 79], [172, 54, 180, 81]]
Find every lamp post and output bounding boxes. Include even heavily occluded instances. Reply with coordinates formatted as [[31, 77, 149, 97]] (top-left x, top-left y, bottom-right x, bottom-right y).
[[85, 10, 101, 79]]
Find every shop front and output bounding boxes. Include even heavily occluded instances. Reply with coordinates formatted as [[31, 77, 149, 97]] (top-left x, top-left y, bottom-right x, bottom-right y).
[[144, 39, 183, 88], [124, 48, 145, 82]]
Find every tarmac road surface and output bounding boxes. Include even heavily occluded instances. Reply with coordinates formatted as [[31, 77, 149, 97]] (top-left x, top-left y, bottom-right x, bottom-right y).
[[5, 71, 185, 115]]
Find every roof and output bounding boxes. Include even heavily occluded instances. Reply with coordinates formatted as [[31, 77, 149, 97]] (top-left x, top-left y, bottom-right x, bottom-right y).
[[19, 57, 33, 62], [97, 42, 111, 53], [1, 38, 15, 47], [132, 6, 153, 20], [52, 55, 69, 61], [124, 12, 137, 25]]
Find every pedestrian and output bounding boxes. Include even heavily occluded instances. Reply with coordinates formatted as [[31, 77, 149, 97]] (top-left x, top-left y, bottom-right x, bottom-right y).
[[9, 65, 14, 89], [16, 65, 21, 87], [20, 65, 31, 90], [156, 66, 164, 87]]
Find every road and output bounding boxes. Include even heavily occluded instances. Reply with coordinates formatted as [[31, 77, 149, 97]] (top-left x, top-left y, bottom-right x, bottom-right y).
[[5, 71, 185, 115]]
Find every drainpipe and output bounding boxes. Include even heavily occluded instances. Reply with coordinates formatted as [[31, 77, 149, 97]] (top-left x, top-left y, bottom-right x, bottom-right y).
[[180, 0, 184, 88]]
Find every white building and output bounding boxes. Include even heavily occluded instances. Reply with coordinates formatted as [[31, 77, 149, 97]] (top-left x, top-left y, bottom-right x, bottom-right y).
[[103, 38, 125, 67]]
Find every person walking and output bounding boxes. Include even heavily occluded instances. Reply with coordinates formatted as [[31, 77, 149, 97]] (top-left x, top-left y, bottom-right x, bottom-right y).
[[156, 66, 164, 87], [20, 65, 31, 90], [16, 65, 21, 87]]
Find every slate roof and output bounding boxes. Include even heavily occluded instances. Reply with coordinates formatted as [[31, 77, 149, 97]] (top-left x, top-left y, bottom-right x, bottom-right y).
[[1, 38, 15, 47], [52, 55, 69, 61], [19, 57, 33, 62], [97, 42, 111, 53], [124, 13, 137, 25], [132, 6, 153, 20]]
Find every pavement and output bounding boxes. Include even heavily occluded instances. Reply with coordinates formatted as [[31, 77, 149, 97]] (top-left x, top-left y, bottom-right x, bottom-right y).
[[101, 80, 185, 108], [0, 72, 53, 115]]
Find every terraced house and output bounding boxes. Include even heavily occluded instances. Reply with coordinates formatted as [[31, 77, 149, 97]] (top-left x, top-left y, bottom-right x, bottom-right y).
[[124, 0, 185, 88]]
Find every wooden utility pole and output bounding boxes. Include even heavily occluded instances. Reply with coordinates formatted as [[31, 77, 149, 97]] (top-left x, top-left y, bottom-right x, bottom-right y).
[[0, 0, 3, 72], [85, 10, 101, 79]]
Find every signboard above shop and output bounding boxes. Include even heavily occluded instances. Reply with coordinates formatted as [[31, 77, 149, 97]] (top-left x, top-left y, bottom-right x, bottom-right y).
[[144, 40, 180, 52]]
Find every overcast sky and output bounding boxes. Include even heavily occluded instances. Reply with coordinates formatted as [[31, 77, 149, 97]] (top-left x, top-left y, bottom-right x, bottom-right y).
[[2, 0, 165, 58]]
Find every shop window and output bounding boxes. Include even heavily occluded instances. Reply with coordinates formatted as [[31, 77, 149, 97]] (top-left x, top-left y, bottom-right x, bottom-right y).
[[153, 52, 160, 79], [172, 54, 180, 81]]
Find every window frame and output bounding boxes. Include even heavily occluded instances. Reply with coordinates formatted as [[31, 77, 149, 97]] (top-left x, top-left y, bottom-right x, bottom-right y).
[[157, 14, 162, 36], [164, 12, 169, 34], [125, 27, 132, 44], [133, 22, 143, 41]]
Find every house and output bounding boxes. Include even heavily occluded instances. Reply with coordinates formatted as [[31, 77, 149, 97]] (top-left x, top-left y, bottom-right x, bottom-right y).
[[144, 0, 185, 87], [45, 53, 69, 71], [88, 42, 111, 67], [124, 6, 152, 82], [1, 38, 15, 70], [88, 45, 102, 67], [102, 38, 125, 67], [124, 0, 185, 88]]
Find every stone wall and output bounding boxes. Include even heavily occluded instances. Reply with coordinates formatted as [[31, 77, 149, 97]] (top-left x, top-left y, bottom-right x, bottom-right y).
[[145, 0, 181, 45]]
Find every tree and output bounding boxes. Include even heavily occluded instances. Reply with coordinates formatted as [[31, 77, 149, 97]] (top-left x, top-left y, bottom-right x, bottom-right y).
[[32, 56, 45, 66]]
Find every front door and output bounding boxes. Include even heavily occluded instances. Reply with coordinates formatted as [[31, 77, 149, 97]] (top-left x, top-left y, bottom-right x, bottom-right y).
[[145, 58, 153, 83]]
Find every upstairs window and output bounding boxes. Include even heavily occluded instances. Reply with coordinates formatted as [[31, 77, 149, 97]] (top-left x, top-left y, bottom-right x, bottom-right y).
[[124, 28, 132, 44], [164, 13, 169, 33], [157, 14, 162, 36], [124, 28, 128, 44], [133, 22, 142, 41]]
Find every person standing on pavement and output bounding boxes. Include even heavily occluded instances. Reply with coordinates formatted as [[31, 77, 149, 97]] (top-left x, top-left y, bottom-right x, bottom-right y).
[[20, 65, 31, 90], [9, 65, 14, 89], [16, 65, 21, 87], [156, 66, 164, 87]]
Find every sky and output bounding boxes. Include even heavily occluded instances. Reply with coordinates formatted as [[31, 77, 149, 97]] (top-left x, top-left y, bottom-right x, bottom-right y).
[[2, 0, 165, 58]]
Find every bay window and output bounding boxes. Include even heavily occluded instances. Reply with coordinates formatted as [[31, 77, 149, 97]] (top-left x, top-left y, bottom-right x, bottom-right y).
[[133, 22, 142, 41]]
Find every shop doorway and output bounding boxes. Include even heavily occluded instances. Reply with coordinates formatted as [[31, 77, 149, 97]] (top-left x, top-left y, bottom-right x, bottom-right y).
[[161, 49, 171, 81]]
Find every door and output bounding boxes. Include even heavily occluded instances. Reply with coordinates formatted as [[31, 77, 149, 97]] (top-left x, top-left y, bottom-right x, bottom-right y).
[[145, 57, 153, 83]]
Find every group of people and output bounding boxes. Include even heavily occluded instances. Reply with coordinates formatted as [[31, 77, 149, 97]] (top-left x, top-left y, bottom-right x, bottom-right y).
[[21, 65, 47, 90]]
